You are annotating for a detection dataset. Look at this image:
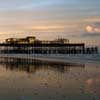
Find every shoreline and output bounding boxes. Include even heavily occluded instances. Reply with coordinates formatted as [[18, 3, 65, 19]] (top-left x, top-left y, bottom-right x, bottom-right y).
[[0, 54, 100, 65]]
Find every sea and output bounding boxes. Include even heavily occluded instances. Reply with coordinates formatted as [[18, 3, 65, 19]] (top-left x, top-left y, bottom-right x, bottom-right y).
[[0, 53, 100, 100]]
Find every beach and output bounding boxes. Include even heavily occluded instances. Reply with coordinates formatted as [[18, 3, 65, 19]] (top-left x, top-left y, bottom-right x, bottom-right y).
[[0, 53, 100, 64], [0, 56, 100, 100]]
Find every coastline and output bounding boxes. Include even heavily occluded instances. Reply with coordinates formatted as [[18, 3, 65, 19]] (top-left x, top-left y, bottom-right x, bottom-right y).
[[0, 54, 100, 65]]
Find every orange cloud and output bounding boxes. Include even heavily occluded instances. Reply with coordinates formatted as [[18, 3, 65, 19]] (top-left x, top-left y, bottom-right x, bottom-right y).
[[86, 26, 93, 33], [86, 25, 100, 33]]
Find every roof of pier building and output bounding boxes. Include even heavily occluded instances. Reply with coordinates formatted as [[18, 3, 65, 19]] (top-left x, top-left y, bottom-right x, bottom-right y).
[[5, 36, 36, 44], [5, 38, 17, 44]]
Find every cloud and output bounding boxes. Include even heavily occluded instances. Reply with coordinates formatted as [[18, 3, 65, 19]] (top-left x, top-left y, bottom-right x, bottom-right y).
[[86, 25, 100, 33], [84, 17, 100, 37], [86, 26, 93, 33], [83, 24, 100, 37]]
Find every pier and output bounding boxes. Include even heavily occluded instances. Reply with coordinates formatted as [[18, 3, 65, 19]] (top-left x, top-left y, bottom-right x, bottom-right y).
[[0, 36, 98, 64], [0, 43, 98, 55]]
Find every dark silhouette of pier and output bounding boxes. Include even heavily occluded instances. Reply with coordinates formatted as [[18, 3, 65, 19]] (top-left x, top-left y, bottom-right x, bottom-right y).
[[0, 42, 98, 54], [0, 36, 98, 55]]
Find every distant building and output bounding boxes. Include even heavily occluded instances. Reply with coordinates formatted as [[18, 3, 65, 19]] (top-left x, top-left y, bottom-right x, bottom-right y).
[[5, 36, 36, 44], [5, 36, 69, 45], [26, 36, 36, 43], [18, 36, 36, 44], [5, 38, 17, 44], [39, 38, 69, 44], [51, 38, 69, 44], [17, 38, 27, 44]]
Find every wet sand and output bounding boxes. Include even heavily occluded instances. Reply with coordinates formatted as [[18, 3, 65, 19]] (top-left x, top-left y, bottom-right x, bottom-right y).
[[0, 54, 100, 65], [0, 58, 100, 100]]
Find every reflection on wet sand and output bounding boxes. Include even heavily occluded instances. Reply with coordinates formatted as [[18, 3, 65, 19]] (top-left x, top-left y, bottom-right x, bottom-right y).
[[0, 58, 85, 74], [0, 58, 100, 100], [85, 78, 100, 95]]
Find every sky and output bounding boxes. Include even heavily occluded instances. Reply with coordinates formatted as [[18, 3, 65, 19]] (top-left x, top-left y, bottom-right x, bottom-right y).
[[0, 0, 100, 46]]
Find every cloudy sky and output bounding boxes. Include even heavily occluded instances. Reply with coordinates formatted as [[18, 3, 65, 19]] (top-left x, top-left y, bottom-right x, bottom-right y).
[[0, 0, 100, 46]]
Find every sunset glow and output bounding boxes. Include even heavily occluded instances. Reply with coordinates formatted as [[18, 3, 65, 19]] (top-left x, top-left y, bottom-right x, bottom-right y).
[[0, 0, 100, 46]]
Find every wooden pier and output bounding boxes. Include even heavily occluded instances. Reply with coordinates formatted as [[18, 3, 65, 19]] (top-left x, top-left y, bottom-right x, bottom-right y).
[[0, 43, 98, 54]]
